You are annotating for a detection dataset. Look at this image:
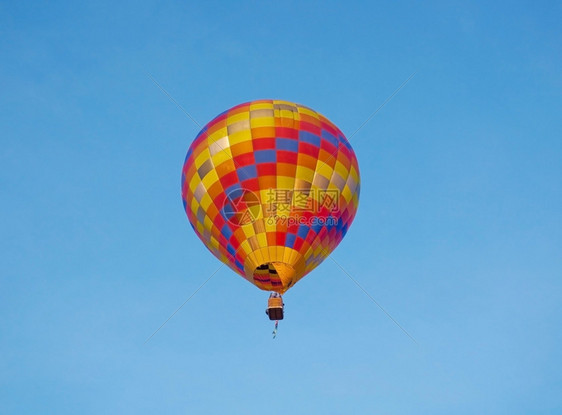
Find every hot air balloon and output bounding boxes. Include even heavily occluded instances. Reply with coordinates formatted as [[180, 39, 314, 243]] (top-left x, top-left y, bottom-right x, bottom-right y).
[[181, 100, 360, 323]]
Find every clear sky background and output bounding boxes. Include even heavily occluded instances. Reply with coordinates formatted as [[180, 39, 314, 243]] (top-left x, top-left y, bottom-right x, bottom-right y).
[[1, 1, 561, 414]]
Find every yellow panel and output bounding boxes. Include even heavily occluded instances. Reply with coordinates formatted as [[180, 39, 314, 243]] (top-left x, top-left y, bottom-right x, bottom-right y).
[[334, 160, 349, 178], [212, 149, 233, 166], [268, 246, 277, 262], [297, 106, 318, 118], [316, 162, 334, 179], [239, 240, 251, 255], [276, 175, 295, 190], [279, 109, 297, 118], [203, 216, 214, 231], [207, 128, 227, 143], [228, 129, 252, 146], [242, 223, 257, 238], [189, 176, 202, 192], [282, 247, 292, 264], [209, 236, 219, 251], [264, 216, 276, 232], [250, 102, 274, 110], [199, 193, 213, 211], [288, 249, 300, 266], [195, 222, 205, 235], [194, 150, 211, 168], [273, 99, 293, 106], [349, 166, 359, 182], [190, 200, 200, 216], [201, 169, 220, 189], [227, 112, 250, 124], [276, 246, 285, 261], [341, 186, 352, 203], [256, 233, 267, 246], [250, 117, 275, 128], [295, 165, 315, 182]]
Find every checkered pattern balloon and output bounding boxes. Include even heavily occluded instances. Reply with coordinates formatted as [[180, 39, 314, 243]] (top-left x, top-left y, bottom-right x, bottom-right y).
[[182, 100, 360, 294]]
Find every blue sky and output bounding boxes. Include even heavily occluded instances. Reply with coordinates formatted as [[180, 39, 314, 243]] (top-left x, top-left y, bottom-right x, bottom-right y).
[[1, 1, 561, 414]]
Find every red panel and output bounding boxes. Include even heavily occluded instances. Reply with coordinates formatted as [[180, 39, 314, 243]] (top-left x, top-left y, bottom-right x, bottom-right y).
[[275, 126, 299, 139], [240, 177, 259, 191], [256, 163, 276, 176], [320, 138, 338, 154], [319, 116, 339, 137], [276, 232, 286, 245], [253, 137, 276, 150], [298, 142, 320, 158], [293, 236, 305, 252], [305, 229, 316, 243], [277, 150, 298, 164], [219, 171, 238, 189], [233, 152, 255, 166]]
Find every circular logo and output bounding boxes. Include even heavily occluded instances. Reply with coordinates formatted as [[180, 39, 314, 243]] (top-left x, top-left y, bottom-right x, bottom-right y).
[[222, 188, 261, 226]]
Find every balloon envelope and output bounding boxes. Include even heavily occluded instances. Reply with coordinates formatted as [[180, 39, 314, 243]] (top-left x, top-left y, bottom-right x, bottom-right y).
[[182, 100, 360, 293]]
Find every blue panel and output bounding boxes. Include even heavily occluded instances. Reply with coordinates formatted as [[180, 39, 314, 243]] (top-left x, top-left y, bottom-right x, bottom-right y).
[[321, 129, 338, 148], [221, 205, 234, 220], [276, 138, 299, 152], [221, 224, 233, 239], [297, 224, 310, 239], [237, 165, 257, 180], [311, 221, 323, 234], [338, 134, 352, 150], [334, 217, 343, 231], [299, 130, 321, 147], [225, 183, 241, 196], [285, 233, 296, 248], [254, 149, 277, 163]]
